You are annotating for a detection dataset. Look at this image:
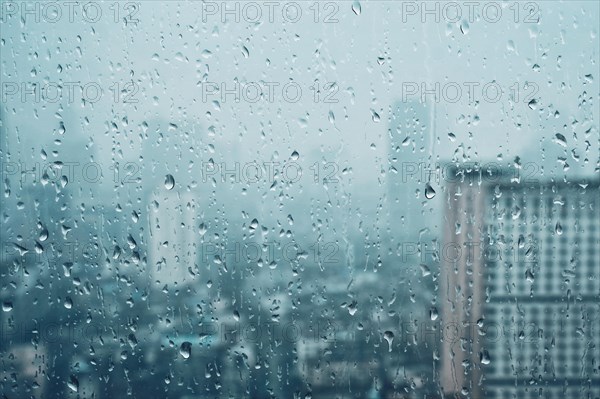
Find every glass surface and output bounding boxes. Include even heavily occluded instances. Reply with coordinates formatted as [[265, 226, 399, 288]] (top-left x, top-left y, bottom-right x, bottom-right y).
[[1, 1, 599, 398]]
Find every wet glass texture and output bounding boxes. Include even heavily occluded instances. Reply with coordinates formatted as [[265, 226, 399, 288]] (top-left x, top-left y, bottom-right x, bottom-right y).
[[1, 1, 599, 398]]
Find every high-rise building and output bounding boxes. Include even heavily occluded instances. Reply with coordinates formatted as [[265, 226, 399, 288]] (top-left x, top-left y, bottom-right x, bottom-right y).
[[148, 189, 199, 288], [386, 100, 434, 246], [439, 164, 600, 398]]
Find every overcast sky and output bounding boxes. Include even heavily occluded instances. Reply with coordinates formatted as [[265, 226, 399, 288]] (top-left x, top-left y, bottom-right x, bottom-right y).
[[2, 1, 598, 198]]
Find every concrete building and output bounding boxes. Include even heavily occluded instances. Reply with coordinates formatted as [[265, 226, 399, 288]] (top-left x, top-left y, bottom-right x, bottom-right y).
[[148, 189, 200, 288], [439, 164, 599, 398]]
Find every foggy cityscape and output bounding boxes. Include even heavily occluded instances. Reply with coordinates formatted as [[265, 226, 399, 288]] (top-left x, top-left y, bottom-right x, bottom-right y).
[[1, 1, 599, 398]]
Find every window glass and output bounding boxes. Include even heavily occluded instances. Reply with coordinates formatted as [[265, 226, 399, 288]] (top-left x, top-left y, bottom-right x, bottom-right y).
[[1, 1, 598, 398]]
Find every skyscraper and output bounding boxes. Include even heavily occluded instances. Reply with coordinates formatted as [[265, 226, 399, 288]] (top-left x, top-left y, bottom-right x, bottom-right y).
[[439, 164, 600, 398], [148, 189, 199, 288], [482, 178, 600, 399], [386, 100, 434, 247]]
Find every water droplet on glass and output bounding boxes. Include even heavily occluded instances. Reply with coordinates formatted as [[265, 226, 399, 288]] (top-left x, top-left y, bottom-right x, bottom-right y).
[[64, 297, 73, 309], [512, 206, 521, 220], [39, 228, 49, 242], [67, 375, 79, 392], [430, 307, 439, 321], [425, 183, 436, 199], [128, 333, 138, 349], [528, 99, 538, 110], [291, 150, 299, 160], [164, 174, 175, 190], [35, 241, 44, 254], [199, 222, 207, 236], [480, 350, 491, 365], [112, 245, 122, 259], [2, 301, 13, 312], [554, 133, 567, 147], [370, 109, 380, 122], [555, 222, 563, 235], [180, 341, 192, 359], [525, 269, 535, 283], [351, 1, 361, 15], [348, 301, 358, 316], [383, 331, 394, 352], [249, 218, 259, 231]]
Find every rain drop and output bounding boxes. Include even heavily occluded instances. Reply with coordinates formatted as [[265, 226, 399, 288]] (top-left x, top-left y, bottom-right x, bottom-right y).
[[425, 183, 436, 199], [249, 218, 259, 231], [555, 222, 563, 235], [480, 350, 491, 365], [370, 109, 380, 122], [67, 375, 79, 392], [39, 228, 49, 242], [554, 133, 567, 147], [164, 174, 175, 190], [180, 342, 192, 359], [64, 297, 73, 309], [199, 223, 207, 236], [430, 307, 439, 321], [383, 331, 394, 352], [525, 269, 535, 283], [528, 99, 538, 110]]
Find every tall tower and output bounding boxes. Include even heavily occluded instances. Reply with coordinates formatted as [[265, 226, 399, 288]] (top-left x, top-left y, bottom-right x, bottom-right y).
[[148, 189, 199, 288], [439, 166, 487, 399], [439, 165, 600, 399], [481, 179, 600, 398], [140, 119, 203, 290], [387, 100, 433, 247]]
